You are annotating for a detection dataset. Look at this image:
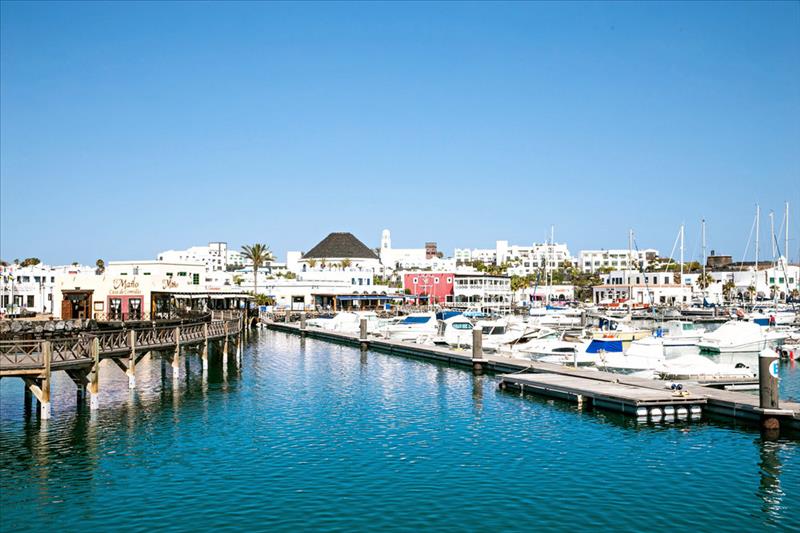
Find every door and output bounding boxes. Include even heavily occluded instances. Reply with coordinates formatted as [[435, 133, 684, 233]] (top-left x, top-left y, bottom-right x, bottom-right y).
[[62, 299, 72, 319]]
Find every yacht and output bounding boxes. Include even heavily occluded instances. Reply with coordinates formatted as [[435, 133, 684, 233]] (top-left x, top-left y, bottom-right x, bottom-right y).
[[306, 311, 381, 334], [697, 320, 786, 354], [381, 312, 439, 342], [431, 315, 475, 349]]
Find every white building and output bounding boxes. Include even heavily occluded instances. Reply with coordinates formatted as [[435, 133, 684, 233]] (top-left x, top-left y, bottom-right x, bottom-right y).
[[579, 249, 659, 273], [452, 273, 512, 314], [592, 269, 691, 306], [54, 260, 249, 320], [455, 240, 573, 274], [1, 263, 92, 316], [158, 242, 250, 272], [501, 241, 573, 274], [515, 284, 576, 305]]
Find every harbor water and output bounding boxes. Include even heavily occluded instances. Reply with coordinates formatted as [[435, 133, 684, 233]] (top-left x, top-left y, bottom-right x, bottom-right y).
[[1, 330, 799, 531]]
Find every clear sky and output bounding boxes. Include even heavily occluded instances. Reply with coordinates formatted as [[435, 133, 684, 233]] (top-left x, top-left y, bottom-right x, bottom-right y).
[[1, 1, 798, 266]]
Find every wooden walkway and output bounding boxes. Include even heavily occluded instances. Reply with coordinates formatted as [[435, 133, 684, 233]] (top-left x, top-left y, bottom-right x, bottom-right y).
[[0, 311, 245, 419], [266, 321, 800, 431]]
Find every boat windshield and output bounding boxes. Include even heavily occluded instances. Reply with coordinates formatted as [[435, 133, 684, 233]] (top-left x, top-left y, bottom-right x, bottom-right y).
[[482, 326, 506, 335]]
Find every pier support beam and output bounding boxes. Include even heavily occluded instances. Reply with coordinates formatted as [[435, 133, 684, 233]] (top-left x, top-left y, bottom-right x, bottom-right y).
[[471, 328, 487, 372], [127, 330, 137, 389], [172, 327, 181, 379], [223, 321, 229, 365], [202, 323, 209, 370], [88, 338, 100, 410], [300, 312, 307, 336]]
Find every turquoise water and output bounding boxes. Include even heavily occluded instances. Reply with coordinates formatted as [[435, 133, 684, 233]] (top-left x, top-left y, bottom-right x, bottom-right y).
[[1, 330, 799, 532]]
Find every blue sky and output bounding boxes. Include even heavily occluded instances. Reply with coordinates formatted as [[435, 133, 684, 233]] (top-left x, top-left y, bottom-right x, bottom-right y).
[[1, 1, 798, 265]]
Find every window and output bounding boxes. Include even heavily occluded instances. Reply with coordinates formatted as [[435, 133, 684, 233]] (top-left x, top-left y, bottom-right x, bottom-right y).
[[26, 295, 34, 307], [434, 277, 440, 284], [178, 272, 187, 277], [446, 277, 453, 283], [769, 277, 775, 284], [412, 277, 418, 284], [193, 273, 200, 285]]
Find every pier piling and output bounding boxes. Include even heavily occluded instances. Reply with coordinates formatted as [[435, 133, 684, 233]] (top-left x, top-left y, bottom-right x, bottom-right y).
[[759, 348, 780, 431], [202, 323, 209, 370], [471, 328, 486, 372], [88, 338, 100, 410], [359, 318, 368, 350], [300, 312, 307, 331], [127, 330, 137, 389]]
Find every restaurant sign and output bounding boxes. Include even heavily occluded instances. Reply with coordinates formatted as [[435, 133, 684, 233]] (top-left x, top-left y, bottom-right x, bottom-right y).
[[109, 278, 141, 295]]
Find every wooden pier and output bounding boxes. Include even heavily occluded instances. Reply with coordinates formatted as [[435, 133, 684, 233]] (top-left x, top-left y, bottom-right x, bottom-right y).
[[0, 311, 244, 419], [266, 320, 800, 432]]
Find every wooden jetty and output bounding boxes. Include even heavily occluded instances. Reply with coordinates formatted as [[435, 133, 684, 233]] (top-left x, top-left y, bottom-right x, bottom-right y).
[[266, 320, 800, 431], [0, 311, 245, 419]]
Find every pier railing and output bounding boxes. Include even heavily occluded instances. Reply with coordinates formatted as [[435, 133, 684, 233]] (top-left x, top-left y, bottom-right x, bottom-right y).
[[0, 313, 243, 374]]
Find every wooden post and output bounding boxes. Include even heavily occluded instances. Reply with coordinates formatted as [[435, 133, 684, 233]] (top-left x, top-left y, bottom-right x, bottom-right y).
[[127, 330, 137, 388], [223, 320, 229, 365], [202, 323, 209, 370], [89, 337, 100, 410], [285, 309, 290, 323], [359, 318, 368, 349], [759, 348, 780, 432], [40, 341, 52, 419], [300, 312, 307, 330], [471, 328, 486, 372], [173, 326, 180, 379]]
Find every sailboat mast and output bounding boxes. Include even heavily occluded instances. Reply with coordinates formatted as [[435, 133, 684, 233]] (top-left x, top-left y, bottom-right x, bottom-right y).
[[770, 210, 775, 266], [702, 218, 706, 287], [628, 229, 634, 304], [679, 224, 684, 282], [786, 201, 790, 264], [755, 204, 760, 271]]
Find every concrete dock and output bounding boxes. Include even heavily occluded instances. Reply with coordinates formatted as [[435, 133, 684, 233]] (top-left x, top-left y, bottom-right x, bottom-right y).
[[265, 320, 800, 432]]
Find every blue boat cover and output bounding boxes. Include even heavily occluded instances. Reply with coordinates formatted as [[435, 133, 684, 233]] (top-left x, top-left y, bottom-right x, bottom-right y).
[[401, 316, 431, 324], [586, 339, 624, 353]]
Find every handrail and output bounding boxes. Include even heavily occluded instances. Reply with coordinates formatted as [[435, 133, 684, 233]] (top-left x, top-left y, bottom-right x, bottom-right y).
[[0, 314, 242, 372]]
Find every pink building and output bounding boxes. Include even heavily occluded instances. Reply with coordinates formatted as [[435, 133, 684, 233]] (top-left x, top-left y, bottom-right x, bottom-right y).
[[403, 272, 454, 304]]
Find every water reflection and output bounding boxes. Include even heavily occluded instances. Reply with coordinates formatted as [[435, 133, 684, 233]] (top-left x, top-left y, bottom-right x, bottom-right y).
[[757, 438, 786, 525]]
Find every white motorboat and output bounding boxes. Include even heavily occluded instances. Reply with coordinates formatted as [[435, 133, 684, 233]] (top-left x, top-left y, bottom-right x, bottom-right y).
[[306, 311, 381, 334], [476, 317, 532, 353], [595, 336, 666, 375], [697, 320, 786, 354], [431, 315, 475, 349], [380, 312, 439, 342]]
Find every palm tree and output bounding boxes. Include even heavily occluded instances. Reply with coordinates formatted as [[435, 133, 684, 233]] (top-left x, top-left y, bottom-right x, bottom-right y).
[[307, 259, 317, 269], [722, 280, 736, 301], [696, 272, 714, 290], [340, 258, 352, 270], [95, 259, 105, 274], [241, 243, 274, 297], [747, 285, 756, 303]]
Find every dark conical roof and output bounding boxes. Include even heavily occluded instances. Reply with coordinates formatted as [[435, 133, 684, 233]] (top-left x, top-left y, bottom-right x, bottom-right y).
[[301, 232, 378, 260]]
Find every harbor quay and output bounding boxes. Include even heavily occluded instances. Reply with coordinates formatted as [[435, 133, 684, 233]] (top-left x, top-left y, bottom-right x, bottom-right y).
[[266, 317, 800, 435]]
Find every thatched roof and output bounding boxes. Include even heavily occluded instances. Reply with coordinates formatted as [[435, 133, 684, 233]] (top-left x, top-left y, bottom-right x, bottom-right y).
[[301, 232, 378, 260]]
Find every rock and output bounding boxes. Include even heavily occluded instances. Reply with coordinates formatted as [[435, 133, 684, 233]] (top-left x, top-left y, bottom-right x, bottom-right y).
[[44, 321, 55, 332], [55, 321, 65, 331], [10, 321, 23, 333], [34, 324, 44, 334]]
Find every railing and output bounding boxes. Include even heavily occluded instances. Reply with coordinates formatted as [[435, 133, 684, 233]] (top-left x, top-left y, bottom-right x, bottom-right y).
[[50, 337, 93, 366], [0, 340, 43, 370], [180, 323, 206, 343], [98, 330, 129, 353], [0, 315, 240, 373]]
